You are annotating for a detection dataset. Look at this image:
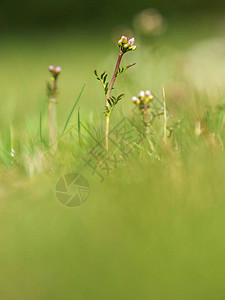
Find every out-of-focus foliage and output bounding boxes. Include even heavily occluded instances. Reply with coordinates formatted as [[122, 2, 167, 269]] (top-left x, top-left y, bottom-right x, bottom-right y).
[[0, 0, 225, 29]]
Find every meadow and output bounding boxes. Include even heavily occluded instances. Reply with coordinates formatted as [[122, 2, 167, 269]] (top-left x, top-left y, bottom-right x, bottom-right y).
[[1, 14, 225, 299]]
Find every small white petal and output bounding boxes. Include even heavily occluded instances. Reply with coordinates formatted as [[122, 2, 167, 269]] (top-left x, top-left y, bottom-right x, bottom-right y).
[[145, 90, 152, 96], [139, 91, 145, 97]]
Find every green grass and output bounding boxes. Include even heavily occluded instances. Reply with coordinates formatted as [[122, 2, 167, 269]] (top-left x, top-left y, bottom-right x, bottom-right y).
[[1, 16, 225, 299]]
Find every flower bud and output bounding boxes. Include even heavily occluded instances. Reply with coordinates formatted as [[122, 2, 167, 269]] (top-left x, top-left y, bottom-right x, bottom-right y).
[[118, 39, 123, 46], [130, 45, 137, 51], [120, 36, 128, 44], [145, 90, 153, 102], [55, 66, 62, 74], [128, 38, 135, 46], [123, 43, 129, 49], [48, 65, 54, 72], [132, 96, 140, 105], [139, 91, 145, 98], [132, 96, 138, 102]]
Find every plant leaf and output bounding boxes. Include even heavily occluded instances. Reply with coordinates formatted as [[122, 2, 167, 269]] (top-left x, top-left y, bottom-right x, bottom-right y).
[[61, 81, 86, 136]]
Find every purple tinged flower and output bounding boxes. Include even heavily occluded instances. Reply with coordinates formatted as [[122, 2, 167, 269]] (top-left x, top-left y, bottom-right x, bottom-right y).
[[145, 90, 152, 96], [48, 65, 54, 72], [128, 38, 135, 46], [55, 66, 61, 74], [120, 36, 128, 43]]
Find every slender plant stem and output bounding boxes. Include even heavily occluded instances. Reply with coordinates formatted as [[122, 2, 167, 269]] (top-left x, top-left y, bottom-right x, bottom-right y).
[[162, 86, 167, 142], [49, 78, 57, 146], [105, 51, 123, 152], [143, 104, 148, 125]]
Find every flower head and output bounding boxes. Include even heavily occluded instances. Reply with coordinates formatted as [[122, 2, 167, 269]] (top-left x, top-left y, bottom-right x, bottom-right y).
[[48, 65, 55, 72], [55, 66, 62, 74], [132, 90, 154, 107], [118, 35, 137, 53], [132, 96, 140, 104], [139, 91, 145, 97], [128, 38, 135, 46], [130, 45, 136, 51], [48, 65, 62, 77], [121, 36, 128, 43]]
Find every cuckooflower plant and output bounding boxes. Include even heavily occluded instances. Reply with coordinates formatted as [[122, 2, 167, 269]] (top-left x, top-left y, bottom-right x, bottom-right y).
[[47, 65, 61, 146], [94, 35, 136, 151], [132, 90, 154, 125]]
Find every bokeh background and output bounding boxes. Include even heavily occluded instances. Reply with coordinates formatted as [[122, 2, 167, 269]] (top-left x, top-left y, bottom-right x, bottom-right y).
[[1, 1, 225, 299], [1, 0, 225, 29]]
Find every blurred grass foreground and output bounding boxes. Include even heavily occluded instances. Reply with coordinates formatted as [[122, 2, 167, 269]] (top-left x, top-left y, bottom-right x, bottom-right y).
[[1, 8, 225, 300]]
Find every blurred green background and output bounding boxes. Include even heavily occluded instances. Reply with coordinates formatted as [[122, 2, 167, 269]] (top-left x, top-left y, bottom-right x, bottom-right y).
[[0, 0, 225, 29], [1, 0, 225, 299]]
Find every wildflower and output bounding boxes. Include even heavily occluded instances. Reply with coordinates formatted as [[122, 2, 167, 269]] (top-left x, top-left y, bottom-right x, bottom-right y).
[[139, 91, 145, 98], [118, 36, 137, 53], [132, 90, 154, 125], [128, 38, 135, 46], [95, 35, 136, 151], [132, 96, 140, 105], [145, 90, 153, 102], [132, 96, 138, 101], [48, 65, 55, 72], [132, 90, 154, 107], [47, 65, 61, 148], [48, 65, 62, 78], [121, 36, 128, 43], [55, 66, 62, 74]]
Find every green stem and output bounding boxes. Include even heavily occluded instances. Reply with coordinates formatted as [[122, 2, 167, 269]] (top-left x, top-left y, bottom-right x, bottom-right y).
[[162, 86, 167, 142], [105, 51, 123, 152], [143, 104, 148, 125], [49, 78, 57, 147]]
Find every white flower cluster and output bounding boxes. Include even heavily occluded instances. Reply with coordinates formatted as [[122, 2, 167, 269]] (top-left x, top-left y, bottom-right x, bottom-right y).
[[132, 90, 153, 105], [118, 36, 137, 52]]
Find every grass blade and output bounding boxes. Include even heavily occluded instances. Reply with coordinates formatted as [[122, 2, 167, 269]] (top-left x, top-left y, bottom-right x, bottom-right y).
[[61, 81, 86, 136], [78, 108, 81, 145], [39, 112, 43, 147], [80, 121, 98, 142]]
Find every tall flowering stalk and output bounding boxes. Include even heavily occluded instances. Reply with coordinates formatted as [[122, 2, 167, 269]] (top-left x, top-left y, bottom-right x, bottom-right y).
[[95, 36, 136, 152], [48, 65, 61, 146], [132, 90, 154, 126]]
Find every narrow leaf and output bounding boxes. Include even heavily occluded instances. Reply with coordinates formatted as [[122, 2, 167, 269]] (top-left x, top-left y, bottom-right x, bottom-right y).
[[61, 81, 86, 136]]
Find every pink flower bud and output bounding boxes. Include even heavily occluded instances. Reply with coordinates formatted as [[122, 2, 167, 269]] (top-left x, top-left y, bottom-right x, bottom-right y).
[[130, 45, 137, 51], [48, 65, 54, 72], [128, 38, 135, 45], [55, 66, 61, 74], [120, 36, 128, 44]]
